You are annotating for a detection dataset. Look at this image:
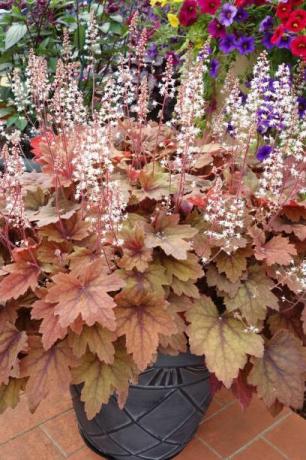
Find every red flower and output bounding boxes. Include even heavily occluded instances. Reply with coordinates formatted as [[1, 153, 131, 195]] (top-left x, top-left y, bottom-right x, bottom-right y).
[[198, 0, 221, 14], [276, 2, 293, 21], [291, 35, 306, 60], [178, 0, 198, 27], [285, 10, 306, 33], [271, 24, 285, 44]]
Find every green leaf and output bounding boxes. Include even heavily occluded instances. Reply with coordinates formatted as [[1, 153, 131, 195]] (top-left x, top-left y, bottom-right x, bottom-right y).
[[5, 24, 27, 50], [0, 107, 14, 118], [15, 116, 27, 131]]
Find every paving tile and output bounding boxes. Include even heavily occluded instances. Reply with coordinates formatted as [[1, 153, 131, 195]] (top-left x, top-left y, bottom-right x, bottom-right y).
[[0, 428, 64, 460], [197, 398, 287, 458], [0, 391, 72, 445], [214, 387, 235, 407], [174, 438, 219, 460], [264, 413, 306, 460], [232, 439, 286, 460], [202, 398, 222, 421], [68, 446, 106, 459], [42, 410, 84, 456]]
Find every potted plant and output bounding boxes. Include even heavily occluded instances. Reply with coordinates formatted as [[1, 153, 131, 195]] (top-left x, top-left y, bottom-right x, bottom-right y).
[[0, 21, 306, 459]]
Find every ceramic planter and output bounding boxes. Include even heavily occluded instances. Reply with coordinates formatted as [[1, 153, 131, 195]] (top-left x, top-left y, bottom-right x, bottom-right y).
[[71, 352, 211, 460]]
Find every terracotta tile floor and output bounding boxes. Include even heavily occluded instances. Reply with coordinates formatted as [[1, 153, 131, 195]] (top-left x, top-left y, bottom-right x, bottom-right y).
[[0, 388, 305, 460]]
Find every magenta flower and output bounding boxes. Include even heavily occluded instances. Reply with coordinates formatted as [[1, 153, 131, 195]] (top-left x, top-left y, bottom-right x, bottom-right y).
[[178, 0, 198, 27], [208, 18, 226, 38]]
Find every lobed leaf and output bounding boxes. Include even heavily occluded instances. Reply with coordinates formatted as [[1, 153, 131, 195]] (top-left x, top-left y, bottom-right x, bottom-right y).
[[68, 324, 116, 364], [225, 266, 279, 324], [119, 224, 153, 272], [215, 249, 249, 283], [254, 235, 297, 266], [71, 348, 137, 419], [0, 322, 28, 385], [248, 330, 306, 409], [186, 296, 264, 387], [46, 260, 124, 330], [20, 337, 75, 412], [115, 290, 177, 370], [0, 262, 40, 302], [31, 299, 67, 351]]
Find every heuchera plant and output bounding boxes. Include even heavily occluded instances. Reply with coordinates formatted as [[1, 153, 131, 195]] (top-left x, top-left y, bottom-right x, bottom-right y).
[[0, 19, 306, 420]]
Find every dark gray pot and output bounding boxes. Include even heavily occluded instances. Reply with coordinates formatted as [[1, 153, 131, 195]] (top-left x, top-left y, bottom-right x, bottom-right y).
[[71, 352, 211, 460]]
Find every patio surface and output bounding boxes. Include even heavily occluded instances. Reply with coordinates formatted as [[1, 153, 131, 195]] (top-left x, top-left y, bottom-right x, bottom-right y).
[[0, 388, 305, 460]]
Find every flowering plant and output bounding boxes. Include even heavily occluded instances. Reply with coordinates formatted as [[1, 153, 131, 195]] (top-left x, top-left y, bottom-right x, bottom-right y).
[[151, 0, 306, 80], [0, 23, 306, 420], [0, 1, 154, 131]]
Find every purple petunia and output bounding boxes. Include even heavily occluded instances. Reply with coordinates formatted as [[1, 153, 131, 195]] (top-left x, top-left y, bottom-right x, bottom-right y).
[[297, 96, 306, 118], [147, 43, 158, 60], [256, 145, 273, 161], [210, 58, 220, 78], [219, 34, 236, 53], [259, 16, 274, 33], [236, 36, 255, 55], [235, 7, 248, 22], [262, 32, 274, 50], [277, 34, 293, 49], [219, 3, 237, 27]]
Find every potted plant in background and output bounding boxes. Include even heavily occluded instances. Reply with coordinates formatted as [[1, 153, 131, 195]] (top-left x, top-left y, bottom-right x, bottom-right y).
[[0, 16, 306, 460]]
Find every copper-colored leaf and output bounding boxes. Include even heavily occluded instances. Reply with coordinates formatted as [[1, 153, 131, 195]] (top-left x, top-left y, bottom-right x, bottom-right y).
[[171, 277, 200, 299], [20, 337, 75, 412], [145, 213, 197, 260], [225, 266, 279, 324], [255, 235, 297, 266], [71, 348, 137, 419], [31, 299, 67, 350], [115, 290, 177, 370], [186, 296, 264, 387], [39, 211, 90, 243], [248, 330, 306, 409], [121, 262, 169, 297], [215, 249, 248, 283], [135, 163, 175, 201], [206, 265, 240, 298], [46, 260, 124, 330], [0, 262, 40, 302], [68, 324, 116, 364], [161, 253, 204, 282], [272, 216, 306, 241], [26, 198, 79, 228], [0, 322, 28, 385], [119, 224, 153, 273]]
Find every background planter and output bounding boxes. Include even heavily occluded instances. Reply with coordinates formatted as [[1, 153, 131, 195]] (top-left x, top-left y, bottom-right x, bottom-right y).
[[71, 352, 211, 460]]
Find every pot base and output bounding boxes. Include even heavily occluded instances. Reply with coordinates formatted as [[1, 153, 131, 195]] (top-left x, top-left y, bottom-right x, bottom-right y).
[[72, 352, 211, 460], [79, 428, 186, 460]]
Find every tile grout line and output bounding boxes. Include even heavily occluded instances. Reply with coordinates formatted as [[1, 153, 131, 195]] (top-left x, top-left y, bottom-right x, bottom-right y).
[[195, 435, 223, 459], [259, 435, 289, 459], [66, 446, 85, 458], [226, 411, 291, 459], [0, 407, 73, 447], [201, 400, 236, 424], [39, 425, 68, 458]]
